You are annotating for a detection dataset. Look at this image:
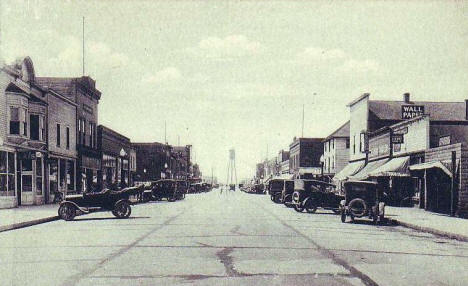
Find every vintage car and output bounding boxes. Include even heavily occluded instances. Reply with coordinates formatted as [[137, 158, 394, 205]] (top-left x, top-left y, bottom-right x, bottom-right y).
[[268, 179, 294, 204], [252, 184, 265, 194], [152, 179, 185, 201], [57, 186, 143, 221], [339, 180, 385, 224], [291, 179, 342, 213]]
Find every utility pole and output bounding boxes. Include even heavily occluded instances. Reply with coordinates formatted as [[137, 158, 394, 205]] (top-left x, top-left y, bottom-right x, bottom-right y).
[[82, 16, 85, 76], [301, 103, 304, 138]]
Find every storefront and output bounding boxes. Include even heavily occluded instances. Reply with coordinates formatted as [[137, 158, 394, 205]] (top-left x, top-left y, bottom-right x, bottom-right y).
[[0, 149, 16, 208], [47, 154, 76, 201], [79, 153, 101, 193]]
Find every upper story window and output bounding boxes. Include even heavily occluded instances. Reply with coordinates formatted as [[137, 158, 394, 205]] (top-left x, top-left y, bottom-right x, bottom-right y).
[[346, 138, 350, 149], [56, 124, 61, 147], [353, 135, 356, 154], [29, 114, 45, 141], [9, 107, 20, 135], [22, 108, 27, 136], [66, 127, 70, 150]]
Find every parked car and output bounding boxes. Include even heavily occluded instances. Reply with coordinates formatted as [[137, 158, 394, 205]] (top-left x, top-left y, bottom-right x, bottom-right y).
[[57, 186, 143, 221], [268, 179, 294, 203], [291, 179, 342, 213], [253, 184, 265, 194], [152, 179, 185, 201], [339, 180, 385, 224]]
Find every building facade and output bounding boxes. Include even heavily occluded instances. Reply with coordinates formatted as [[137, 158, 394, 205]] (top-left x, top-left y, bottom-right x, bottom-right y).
[[133, 142, 172, 182], [36, 76, 101, 193], [289, 137, 323, 179], [322, 121, 350, 179], [98, 125, 132, 189], [0, 58, 48, 208]]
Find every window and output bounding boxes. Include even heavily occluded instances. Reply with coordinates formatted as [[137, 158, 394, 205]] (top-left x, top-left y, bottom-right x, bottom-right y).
[[353, 135, 356, 154], [39, 116, 45, 141], [67, 160, 75, 191], [66, 127, 70, 149], [346, 138, 350, 149], [78, 119, 82, 145], [30, 114, 39, 140], [332, 155, 335, 169], [9, 107, 20, 135], [36, 157, 43, 195], [56, 124, 61, 147], [82, 119, 86, 146], [22, 108, 27, 136], [332, 139, 334, 149], [89, 122, 93, 147]]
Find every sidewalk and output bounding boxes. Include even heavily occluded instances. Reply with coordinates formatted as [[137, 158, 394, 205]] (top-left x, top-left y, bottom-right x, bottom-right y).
[[386, 206, 468, 242], [0, 204, 59, 232]]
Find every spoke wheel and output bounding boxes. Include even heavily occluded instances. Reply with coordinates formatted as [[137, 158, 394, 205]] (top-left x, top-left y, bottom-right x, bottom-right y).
[[113, 201, 131, 219], [58, 203, 76, 221]]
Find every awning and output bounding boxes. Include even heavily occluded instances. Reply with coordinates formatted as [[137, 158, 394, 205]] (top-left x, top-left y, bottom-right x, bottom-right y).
[[409, 161, 452, 178], [272, 174, 294, 180], [333, 161, 365, 181], [349, 159, 389, 180], [368, 156, 410, 177]]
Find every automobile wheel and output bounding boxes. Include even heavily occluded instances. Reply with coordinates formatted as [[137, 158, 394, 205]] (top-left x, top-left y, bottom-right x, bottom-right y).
[[305, 200, 317, 213], [293, 204, 304, 212], [273, 194, 282, 204], [270, 195, 274, 202], [340, 210, 346, 223], [58, 203, 76, 221], [113, 201, 131, 219], [348, 198, 367, 218]]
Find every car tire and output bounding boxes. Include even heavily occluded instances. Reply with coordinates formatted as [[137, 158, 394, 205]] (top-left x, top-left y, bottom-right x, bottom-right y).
[[58, 203, 76, 221], [305, 200, 317, 213], [273, 194, 282, 204], [348, 198, 367, 218], [113, 201, 131, 219]]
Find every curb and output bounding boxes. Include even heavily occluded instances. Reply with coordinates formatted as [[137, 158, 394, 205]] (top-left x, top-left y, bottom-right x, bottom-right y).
[[0, 216, 59, 233], [390, 218, 468, 243]]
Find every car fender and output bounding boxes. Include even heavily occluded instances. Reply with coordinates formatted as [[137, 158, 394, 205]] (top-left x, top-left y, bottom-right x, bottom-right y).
[[302, 196, 310, 207], [115, 199, 132, 207], [60, 201, 89, 213]]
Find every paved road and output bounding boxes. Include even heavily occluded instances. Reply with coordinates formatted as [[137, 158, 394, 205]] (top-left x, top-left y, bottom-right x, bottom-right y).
[[1, 189, 468, 286]]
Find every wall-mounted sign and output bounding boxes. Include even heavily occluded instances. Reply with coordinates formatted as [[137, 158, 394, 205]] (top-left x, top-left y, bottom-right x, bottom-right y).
[[439, 135, 451, 147], [402, 105, 424, 119], [394, 127, 408, 135], [82, 103, 93, 115], [391, 134, 404, 144]]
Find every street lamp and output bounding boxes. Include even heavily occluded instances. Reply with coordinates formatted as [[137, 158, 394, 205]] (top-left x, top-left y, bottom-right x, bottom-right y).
[[319, 155, 324, 181]]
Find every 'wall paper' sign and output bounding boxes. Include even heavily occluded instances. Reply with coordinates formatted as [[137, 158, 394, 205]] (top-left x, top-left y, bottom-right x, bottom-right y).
[[402, 105, 424, 119]]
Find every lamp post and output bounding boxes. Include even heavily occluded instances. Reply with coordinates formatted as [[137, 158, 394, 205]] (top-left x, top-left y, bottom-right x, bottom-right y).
[[319, 155, 324, 181]]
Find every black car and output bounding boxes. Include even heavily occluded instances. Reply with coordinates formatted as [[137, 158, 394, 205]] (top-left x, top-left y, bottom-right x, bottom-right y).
[[152, 179, 185, 201], [339, 180, 385, 224], [253, 184, 265, 194], [268, 179, 294, 203], [58, 186, 143, 221], [291, 179, 343, 213]]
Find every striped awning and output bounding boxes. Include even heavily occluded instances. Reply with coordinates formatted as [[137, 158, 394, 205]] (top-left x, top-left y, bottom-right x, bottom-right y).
[[368, 156, 410, 177]]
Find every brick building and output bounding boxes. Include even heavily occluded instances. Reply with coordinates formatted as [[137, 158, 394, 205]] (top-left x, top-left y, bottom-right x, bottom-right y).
[[98, 125, 133, 189], [36, 76, 101, 193], [289, 137, 323, 179]]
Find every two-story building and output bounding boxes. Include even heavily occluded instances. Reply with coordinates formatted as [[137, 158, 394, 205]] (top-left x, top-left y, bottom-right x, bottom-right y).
[[289, 137, 323, 179], [0, 58, 48, 208], [132, 142, 172, 182], [278, 150, 290, 175], [322, 121, 350, 181]]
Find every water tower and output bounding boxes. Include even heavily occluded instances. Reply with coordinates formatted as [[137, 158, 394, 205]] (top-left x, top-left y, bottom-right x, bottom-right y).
[[226, 149, 237, 188]]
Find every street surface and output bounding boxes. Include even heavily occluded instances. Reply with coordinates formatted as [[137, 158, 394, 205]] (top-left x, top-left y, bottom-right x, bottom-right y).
[[1, 189, 468, 286]]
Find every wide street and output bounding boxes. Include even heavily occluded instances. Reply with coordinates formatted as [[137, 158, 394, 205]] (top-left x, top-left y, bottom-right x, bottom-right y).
[[1, 189, 468, 286]]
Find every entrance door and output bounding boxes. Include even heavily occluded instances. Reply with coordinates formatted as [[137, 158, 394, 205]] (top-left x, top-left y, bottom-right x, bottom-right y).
[[20, 159, 34, 205]]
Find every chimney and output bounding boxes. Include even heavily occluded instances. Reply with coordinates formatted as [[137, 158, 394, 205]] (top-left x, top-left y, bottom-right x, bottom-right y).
[[465, 100, 468, 120], [404, 92, 410, 103]]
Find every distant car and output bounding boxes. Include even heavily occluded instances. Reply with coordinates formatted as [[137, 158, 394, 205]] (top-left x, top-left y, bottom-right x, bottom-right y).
[[291, 179, 342, 213], [268, 179, 294, 204], [339, 180, 385, 224], [152, 179, 185, 201]]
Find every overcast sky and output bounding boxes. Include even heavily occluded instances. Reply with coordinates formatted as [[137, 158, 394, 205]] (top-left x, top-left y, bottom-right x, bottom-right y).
[[1, 1, 468, 182]]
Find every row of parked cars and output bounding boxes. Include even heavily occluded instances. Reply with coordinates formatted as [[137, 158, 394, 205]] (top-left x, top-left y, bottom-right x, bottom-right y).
[[58, 179, 214, 221], [266, 178, 386, 224]]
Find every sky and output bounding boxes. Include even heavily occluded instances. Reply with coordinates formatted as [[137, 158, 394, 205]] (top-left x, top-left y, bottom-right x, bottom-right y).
[[1, 0, 468, 182]]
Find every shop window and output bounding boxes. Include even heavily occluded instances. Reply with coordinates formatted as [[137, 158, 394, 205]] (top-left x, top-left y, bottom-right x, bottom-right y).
[[0, 152, 15, 196], [9, 107, 20, 135], [56, 124, 61, 147], [67, 160, 75, 191], [49, 159, 58, 196], [40, 116, 45, 141], [66, 127, 70, 150], [59, 159, 66, 189], [30, 114, 40, 140]]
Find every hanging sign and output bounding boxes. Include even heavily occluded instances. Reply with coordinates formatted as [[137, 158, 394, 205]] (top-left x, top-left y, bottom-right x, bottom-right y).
[[391, 134, 404, 144]]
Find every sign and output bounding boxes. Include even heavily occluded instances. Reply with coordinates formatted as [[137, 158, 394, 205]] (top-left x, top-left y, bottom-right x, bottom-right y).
[[35, 152, 42, 158], [82, 103, 93, 114], [394, 127, 408, 135], [439, 135, 451, 147], [391, 134, 404, 144], [402, 105, 424, 119], [119, 148, 127, 157]]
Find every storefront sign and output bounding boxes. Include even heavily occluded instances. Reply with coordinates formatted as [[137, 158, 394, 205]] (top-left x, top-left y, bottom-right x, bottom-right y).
[[83, 103, 93, 114], [35, 152, 42, 158], [18, 152, 35, 160], [391, 134, 404, 144], [439, 135, 451, 147], [394, 127, 408, 135], [402, 105, 424, 119]]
